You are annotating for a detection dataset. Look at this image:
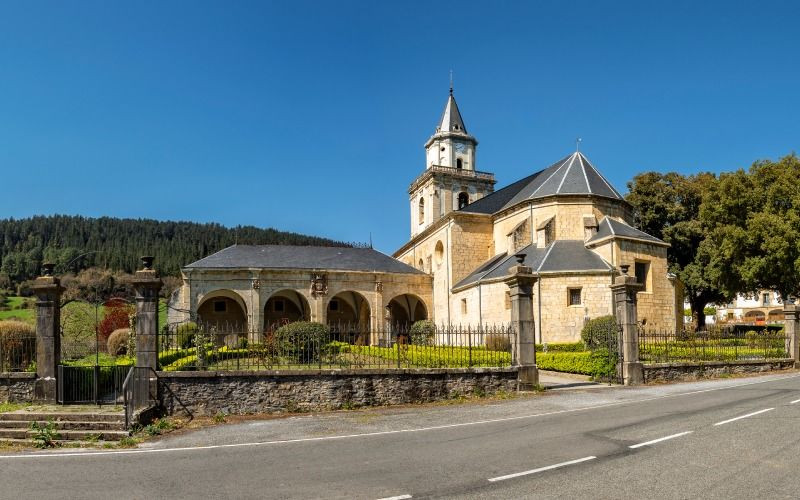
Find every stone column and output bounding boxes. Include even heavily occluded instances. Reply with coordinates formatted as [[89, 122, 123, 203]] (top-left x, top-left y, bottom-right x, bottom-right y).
[[784, 301, 800, 368], [504, 254, 538, 390], [32, 263, 63, 402], [610, 265, 644, 385], [132, 257, 163, 372]]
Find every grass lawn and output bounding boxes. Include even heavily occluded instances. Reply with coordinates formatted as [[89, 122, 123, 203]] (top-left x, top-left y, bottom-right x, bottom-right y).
[[0, 296, 35, 323]]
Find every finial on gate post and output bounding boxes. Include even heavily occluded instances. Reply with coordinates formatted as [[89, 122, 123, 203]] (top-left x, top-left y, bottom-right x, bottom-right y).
[[41, 263, 55, 277], [141, 256, 154, 271], [620, 264, 630, 276]]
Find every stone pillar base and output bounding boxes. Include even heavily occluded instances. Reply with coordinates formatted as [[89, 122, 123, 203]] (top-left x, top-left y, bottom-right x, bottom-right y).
[[34, 377, 57, 402], [623, 361, 644, 386], [517, 365, 540, 391]]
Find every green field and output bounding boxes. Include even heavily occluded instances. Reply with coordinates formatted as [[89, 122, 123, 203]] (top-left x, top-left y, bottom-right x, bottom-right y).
[[0, 296, 168, 326]]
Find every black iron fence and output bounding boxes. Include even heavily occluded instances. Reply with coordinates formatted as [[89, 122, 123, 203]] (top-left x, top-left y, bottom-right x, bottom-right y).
[[57, 364, 130, 404], [157, 321, 516, 371], [0, 332, 36, 373], [639, 328, 791, 363]]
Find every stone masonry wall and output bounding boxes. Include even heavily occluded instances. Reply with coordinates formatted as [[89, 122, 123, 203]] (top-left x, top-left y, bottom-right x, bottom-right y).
[[643, 360, 794, 383], [157, 368, 518, 416], [0, 373, 36, 403], [616, 240, 677, 332]]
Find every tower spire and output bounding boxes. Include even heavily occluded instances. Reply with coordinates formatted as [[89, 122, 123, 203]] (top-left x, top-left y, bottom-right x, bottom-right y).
[[449, 70, 453, 95]]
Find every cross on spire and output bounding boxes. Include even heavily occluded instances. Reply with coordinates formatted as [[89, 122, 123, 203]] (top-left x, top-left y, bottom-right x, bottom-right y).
[[449, 70, 453, 95]]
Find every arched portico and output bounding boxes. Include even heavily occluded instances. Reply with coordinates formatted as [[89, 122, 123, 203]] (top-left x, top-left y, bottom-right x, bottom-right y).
[[744, 310, 766, 324], [327, 291, 371, 344], [386, 293, 428, 331], [197, 289, 248, 331], [264, 289, 310, 332]]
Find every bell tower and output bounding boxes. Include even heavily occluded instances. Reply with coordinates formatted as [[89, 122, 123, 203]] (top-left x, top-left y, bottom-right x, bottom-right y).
[[408, 87, 495, 237]]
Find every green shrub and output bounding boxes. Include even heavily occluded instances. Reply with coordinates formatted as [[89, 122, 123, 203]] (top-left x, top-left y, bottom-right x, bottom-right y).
[[536, 342, 586, 352], [107, 328, 130, 356], [175, 322, 199, 349], [273, 321, 329, 363], [581, 316, 618, 351], [485, 334, 512, 352], [536, 350, 617, 379], [409, 320, 435, 346], [745, 330, 759, 348]]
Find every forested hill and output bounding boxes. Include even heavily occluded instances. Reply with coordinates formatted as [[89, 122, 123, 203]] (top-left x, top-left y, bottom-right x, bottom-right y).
[[0, 215, 351, 283]]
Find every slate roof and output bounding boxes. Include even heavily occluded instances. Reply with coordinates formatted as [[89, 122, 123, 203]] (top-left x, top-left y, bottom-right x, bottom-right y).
[[461, 152, 625, 215], [453, 240, 612, 289], [185, 245, 424, 274], [586, 217, 667, 246], [436, 91, 468, 134]]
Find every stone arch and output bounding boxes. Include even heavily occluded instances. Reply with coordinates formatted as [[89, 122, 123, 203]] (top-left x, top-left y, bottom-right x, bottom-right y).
[[744, 310, 766, 323], [327, 291, 372, 344], [386, 293, 429, 331], [264, 289, 310, 331], [197, 289, 248, 331], [767, 309, 784, 323], [458, 192, 469, 210]]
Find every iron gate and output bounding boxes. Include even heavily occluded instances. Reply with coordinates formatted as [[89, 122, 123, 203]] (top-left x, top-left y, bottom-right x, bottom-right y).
[[57, 296, 134, 404]]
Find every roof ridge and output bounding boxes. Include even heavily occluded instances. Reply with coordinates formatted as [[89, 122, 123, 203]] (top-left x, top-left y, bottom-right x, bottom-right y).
[[536, 241, 558, 272], [555, 153, 579, 194], [577, 153, 592, 193], [580, 153, 624, 199], [530, 156, 572, 198]]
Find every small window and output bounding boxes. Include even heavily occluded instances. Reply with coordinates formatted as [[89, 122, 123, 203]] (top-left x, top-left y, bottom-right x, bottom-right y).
[[461, 298, 467, 314], [418, 197, 425, 224], [456, 158, 463, 169], [457, 192, 469, 210], [568, 288, 582, 306], [505, 291, 511, 310], [274, 299, 285, 312], [762, 293, 770, 306], [329, 300, 339, 311], [213, 300, 227, 313], [635, 261, 650, 291]]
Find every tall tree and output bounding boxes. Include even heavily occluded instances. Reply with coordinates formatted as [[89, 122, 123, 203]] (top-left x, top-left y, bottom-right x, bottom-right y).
[[701, 154, 800, 301], [626, 171, 727, 327]]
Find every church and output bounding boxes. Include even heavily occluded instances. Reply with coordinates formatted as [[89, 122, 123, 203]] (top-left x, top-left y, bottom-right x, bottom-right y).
[[171, 88, 682, 342]]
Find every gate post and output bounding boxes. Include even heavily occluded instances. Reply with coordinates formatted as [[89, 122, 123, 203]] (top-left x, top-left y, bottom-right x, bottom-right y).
[[132, 257, 163, 372], [504, 254, 539, 390], [784, 300, 800, 368], [32, 263, 63, 402], [610, 265, 644, 385]]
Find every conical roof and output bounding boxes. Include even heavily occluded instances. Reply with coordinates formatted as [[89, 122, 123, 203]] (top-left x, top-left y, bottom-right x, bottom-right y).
[[460, 152, 625, 214], [436, 91, 468, 134]]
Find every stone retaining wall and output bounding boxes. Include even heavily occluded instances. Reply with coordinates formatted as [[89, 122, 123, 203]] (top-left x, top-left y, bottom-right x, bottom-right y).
[[643, 359, 795, 383], [0, 373, 36, 403], [157, 368, 518, 416]]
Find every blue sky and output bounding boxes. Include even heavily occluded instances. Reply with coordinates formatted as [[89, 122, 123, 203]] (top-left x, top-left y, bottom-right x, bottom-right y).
[[1, 1, 798, 252]]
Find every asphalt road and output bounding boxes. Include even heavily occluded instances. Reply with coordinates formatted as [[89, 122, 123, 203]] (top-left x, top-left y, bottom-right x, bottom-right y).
[[3, 372, 800, 499]]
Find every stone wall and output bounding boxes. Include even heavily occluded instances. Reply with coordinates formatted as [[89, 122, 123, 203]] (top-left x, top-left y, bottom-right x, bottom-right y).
[[0, 373, 36, 403], [157, 368, 518, 416], [616, 240, 679, 332], [643, 360, 794, 383]]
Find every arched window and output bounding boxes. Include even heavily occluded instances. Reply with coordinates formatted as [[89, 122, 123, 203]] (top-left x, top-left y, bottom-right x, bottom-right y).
[[457, 192, 469, 210], [456, 158, 463, 169], [418, 197, 425, 224]]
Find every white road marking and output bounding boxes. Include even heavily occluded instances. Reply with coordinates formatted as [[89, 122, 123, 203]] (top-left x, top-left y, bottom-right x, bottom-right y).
[[790, 399, 800, 404], [629, 431, 692, 449], [488, 456, 596, 482], [1, 373, 797, 460], [714, 408, 774, 426], [376, 495, 412, 500]]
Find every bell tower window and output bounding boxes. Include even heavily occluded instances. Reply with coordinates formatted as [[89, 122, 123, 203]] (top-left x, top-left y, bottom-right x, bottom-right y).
[[456, 158, 463, 170], [418, 198, 425, 225], [457, 192, 469, 210]]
